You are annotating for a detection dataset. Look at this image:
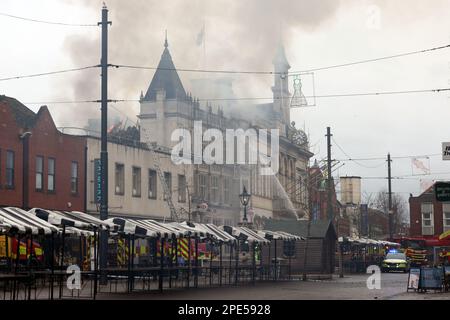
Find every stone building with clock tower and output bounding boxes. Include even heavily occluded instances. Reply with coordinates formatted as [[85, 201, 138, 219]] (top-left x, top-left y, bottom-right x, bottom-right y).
[[138, 37, 313, 225]]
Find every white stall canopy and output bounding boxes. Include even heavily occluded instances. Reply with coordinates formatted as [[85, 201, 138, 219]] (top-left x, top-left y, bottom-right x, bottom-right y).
[[0, 207, 59, 235], [29, 208, 91, 229]]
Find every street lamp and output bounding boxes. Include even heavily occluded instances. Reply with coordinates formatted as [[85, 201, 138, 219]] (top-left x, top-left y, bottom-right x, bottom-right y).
[[239, 186, 251, 224]]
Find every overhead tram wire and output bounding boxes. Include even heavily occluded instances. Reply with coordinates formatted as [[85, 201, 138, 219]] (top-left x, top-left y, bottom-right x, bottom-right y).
[[109, 43, 450, 76], [0, 12, 98, 27], [335, 153, 442, 162], [290, 44, 450, 74], [331, 137, 386, 169], [22, 87, 450, 105], [0, 65, 100, 82], [1, 43, 449, 81], [2, 44, 450, 84], [110, 63, 283, 76]]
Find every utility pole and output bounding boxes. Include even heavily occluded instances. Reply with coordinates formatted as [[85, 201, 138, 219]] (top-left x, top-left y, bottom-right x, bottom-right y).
[[326, 127, 333, 221], [98, 4, 111, 284], [387, 153, 393, 240]]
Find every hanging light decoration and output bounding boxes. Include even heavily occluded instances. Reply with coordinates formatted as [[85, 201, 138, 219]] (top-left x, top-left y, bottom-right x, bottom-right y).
[[290, 75, 308, 108]]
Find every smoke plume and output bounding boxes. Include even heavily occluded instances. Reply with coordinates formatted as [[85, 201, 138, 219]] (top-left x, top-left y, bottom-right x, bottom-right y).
[[59, 0, 341, 126]]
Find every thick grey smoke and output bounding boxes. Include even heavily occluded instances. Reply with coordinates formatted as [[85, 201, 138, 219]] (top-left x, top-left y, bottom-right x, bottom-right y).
[[59, 0, 341, 126]]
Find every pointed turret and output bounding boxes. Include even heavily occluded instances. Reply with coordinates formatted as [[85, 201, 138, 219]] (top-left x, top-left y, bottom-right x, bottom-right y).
[[142, 34, 186, 101], [271, 42, 291, 128], [272, 43, 291, 72]]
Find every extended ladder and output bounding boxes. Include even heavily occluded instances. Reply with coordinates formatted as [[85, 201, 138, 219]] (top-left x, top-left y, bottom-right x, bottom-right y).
[[141, 129, 180, 222], [149, 147, 180, 222]]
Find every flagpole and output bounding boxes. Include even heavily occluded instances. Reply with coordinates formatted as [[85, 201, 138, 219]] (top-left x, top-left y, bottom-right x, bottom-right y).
[[203, 20, 206, 69]]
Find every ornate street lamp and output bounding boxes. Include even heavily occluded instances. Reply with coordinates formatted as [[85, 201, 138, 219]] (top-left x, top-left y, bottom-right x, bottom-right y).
[[239, 186, 251, 223]]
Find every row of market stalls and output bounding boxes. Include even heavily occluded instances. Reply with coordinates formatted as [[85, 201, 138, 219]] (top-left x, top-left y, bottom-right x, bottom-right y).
[[338, 236, 401, 273], [0, 207, 303, 300]]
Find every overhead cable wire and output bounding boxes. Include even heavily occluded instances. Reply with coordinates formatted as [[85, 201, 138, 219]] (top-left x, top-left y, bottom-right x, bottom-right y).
[[291, 44, 450, 74], [1, 43, 449, 80], [0, 65, 100, 81], [0, 12, 98, 27], [110, 63, 284, 75], [331, 137, 386, 169], [22, 87, 450, 104], [109, 44, 450, 76], [335, 153, 441, 162]]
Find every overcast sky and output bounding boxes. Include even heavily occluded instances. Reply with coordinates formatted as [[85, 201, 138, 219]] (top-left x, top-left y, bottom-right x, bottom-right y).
[[2, 0, 450, 209]]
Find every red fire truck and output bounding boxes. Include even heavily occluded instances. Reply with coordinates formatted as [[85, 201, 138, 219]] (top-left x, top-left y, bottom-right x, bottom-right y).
[[391, 235, 450, 267]]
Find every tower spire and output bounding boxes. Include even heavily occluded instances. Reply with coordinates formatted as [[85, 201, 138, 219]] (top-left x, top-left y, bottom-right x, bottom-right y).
[[164, 30, 168, 48]]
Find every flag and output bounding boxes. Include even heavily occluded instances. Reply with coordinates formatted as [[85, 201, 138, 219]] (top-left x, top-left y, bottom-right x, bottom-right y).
[[412, 157, 430, 175], [420, 179, 434, 193], [196, 24, 205, 46]]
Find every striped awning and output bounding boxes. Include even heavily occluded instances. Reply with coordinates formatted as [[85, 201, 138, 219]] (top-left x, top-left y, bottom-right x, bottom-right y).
[[258, 230, 305, 241], [202, 224, 237, 243], [169, 221, 213, 238], [140, 220, 187, 238], [106, 217, 158, 237], [64, 227, 96, 237], [62, 211, 118, 231], [222, 226, 270, 244], [0, 207, 59, 235], [29, 208, 91, 229], [0, 216, 12, 232]]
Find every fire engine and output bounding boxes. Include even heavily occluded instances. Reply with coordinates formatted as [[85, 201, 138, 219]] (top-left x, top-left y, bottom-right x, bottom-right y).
[[390, 234, 450, 267]]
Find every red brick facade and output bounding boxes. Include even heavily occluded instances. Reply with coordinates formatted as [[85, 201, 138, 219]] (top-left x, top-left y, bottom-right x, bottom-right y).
[[409, 184, 446, 237], [367, 208, 389, 238], [0, 96, 86, 211], [308, 164, 344, 233]]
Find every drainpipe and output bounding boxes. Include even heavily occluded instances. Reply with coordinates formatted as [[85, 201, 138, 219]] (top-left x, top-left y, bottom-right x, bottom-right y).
[[20, 132, 32, 210], [84, 144, 88, 213]]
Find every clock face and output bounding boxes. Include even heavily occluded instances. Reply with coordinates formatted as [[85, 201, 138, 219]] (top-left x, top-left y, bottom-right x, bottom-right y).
[[292, 130, 308, 147]]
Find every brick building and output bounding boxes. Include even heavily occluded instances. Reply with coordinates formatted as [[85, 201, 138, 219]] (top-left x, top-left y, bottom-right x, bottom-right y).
[[308, 161, 339, 221], [409, 182, 450, 237], [367, 208, 389, 239], [307, 161, 348, 236], [0, 95, 86, 211]]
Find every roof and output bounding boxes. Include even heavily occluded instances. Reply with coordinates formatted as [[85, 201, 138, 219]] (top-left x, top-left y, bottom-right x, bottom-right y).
[[413, 180, 450, 198], [264, 219, 336, 239], [142, 39, 186, 101], [0, 95, 37, 129]]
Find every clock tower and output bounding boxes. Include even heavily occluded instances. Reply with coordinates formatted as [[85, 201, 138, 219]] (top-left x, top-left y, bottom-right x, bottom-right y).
[[272, 43, 291, 136]]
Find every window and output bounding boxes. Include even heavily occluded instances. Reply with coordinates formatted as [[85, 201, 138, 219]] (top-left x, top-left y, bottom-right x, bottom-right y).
[[443, 204, 450, 231], [199, 174, 207, 200], [163, 172, 172, 200], [211, 176, 219, 203], [6, 151, 14, 188], [132, 167, 141, 197], [35, 156, 44, 191], [71, 162, 78, 194], [148, 169, 157, 199], [224, 178, 230, 204], [115, 163, 124, 195], [48, 158, 55, 192], [178, 174, 186, 203], [421, 203, 434, 235]]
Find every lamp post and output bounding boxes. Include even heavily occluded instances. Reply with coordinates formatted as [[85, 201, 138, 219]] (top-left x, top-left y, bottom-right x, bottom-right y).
[[239, 186, 251, 226]]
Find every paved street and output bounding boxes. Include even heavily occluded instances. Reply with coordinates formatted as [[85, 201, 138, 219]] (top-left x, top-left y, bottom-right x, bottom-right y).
[[97, 273, 450, 300]]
